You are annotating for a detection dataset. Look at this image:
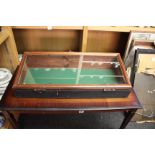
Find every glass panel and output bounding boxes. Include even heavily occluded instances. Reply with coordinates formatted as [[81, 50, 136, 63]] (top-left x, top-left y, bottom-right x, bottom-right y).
[[18, 54, 127, 85]]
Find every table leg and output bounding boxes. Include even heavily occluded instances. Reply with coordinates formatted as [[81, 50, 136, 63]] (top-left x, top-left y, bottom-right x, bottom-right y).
[[120, 109, 137, 129], [3, 111, 18, 129]]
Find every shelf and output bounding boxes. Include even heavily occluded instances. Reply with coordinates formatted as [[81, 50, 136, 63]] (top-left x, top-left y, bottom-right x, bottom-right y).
[[11, 26, 155, 33], [88, 26, 155, 32], [12, 26, 83, 30], [13, 26, 155, 32]]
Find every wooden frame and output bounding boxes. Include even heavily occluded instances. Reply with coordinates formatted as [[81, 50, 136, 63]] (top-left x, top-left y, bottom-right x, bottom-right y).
[[13, 51, 131, 89]]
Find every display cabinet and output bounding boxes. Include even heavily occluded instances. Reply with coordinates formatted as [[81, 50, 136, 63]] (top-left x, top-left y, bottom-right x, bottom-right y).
[[12, 52, 131, 98]]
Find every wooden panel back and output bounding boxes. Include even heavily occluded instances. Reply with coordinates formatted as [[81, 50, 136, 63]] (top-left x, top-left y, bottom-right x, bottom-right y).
[[13, 29, 81, 53], [87, 31, 129, 56]]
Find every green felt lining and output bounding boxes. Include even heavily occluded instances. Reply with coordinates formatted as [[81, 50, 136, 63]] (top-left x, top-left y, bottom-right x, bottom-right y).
[[23, 68, 124, 84]]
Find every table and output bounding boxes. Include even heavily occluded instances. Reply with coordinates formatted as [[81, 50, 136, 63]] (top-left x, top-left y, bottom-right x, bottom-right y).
[[0, 72, 142, 129]]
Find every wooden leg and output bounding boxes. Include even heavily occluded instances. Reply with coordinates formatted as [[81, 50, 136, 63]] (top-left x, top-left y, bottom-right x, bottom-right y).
[[123, 110, 128, 117], [120, 109, 137, 129], [3, 111, 18, 129]]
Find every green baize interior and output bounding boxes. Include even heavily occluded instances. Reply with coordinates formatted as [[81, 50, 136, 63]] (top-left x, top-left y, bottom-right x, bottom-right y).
[[23, 68, 123, 84]]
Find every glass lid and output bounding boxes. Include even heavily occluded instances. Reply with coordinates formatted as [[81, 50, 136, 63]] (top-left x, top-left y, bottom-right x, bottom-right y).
[[17, 53, 128, 85]]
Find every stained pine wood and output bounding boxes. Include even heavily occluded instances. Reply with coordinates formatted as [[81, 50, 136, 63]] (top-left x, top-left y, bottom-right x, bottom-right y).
[[0, 43, 14, 72], [1, 27, 19, 71], [0, 31, 9, 45], [81, 26, 88, 52]]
